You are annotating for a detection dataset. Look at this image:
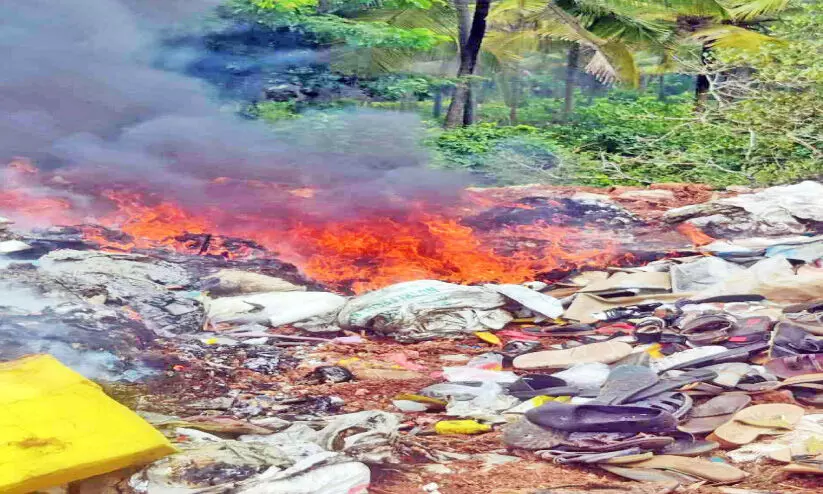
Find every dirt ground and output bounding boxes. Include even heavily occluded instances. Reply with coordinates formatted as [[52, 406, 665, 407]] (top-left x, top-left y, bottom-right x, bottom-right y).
[[128, 329, 823, 494]]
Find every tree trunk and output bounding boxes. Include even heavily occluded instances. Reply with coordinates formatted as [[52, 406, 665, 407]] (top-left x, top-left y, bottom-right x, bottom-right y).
[[509, 74, 521, 124], [695, 42, 711, 109], [316, 0, 330, 14], [444, 0, 491, 128], [562, 44, 579, 122], [657, 74, 666, 101], [464, 82, 476, 125], [433, 87, 444, 119], [447, 82, 469, 127]]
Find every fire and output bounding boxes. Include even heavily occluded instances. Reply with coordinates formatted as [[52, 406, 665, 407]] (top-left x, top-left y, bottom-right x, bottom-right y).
[[677, 223, 715, 247], [0, 160, 83, 226], [0, 163, 625, 292]]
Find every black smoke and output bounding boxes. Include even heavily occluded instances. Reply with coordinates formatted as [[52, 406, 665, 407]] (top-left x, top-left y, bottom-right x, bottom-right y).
[[0, 0, 466, 222]]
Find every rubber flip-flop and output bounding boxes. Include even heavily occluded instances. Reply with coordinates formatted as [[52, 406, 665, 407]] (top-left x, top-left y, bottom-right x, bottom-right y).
[[793, 387, 823, 406], [525, 323, 594, 335], [677, 342, 769, 370], [497, 340, 542, 362], [600, 464, 700, 484], [613, 351, 653, 368], [686, 382, 726, 396], [710, 403, 805, 448], [661, 439, 719, 456], [631, 392, 692, 419], [766, 354, 823, 379], [596, 365, 659, 405], [782, 463, 823, 475], [660, 434, 720, 456], [627, 369, 717, 401], [679, 414, 735, 434], [624, 455, 748, 482], [536, 447, 645, 464], [651, 346, 727, 373], [513, 340, 633, 370], [704, 362, 754, 388], [737, 372, 823, 392], [526, 402, 678, 433], [771, 322, 823, 358], [681, 313, 736, 346], [564, 434, 674, 453], [501, 417, 569, 450], [507, 374, 583, 399], [690, 393, 751, 418]]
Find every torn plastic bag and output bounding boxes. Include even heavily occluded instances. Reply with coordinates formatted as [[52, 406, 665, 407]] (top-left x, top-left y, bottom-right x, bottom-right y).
[[445, 381, 519, 421], [578, 271, 671, 296], [670, 257, 744, 292], [314, 411, 400, 464], [129, 440, 368, 494], [337, 280, 512, 341], [203, 269, 307, 296], [442, 366, 520, 383], [665, 181, 823, 236], [238, 460, 370, 494], [765, 238, 823, 263], [204, 291, 347, 330], [695, 256, 823, 303], [239, 412, 400, 465], [485, 283, 563, 319]]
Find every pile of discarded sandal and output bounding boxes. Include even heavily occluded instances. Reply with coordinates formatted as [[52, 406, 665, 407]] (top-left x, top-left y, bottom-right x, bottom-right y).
[[401, 291, 823, 486], [486, 298, 823, 484]]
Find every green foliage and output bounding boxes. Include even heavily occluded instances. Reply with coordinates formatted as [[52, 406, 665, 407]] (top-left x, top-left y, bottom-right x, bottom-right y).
[[248, 101, 299, 122], [361, 75, 433, 100], [227, 0, 817, 188], [229, 0, 449, 50], [430, 123, 565, 182]]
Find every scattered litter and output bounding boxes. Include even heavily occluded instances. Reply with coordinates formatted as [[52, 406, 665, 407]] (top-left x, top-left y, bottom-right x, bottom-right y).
[[3, 181, 823, 492], [337, 280, 512, 341], [0, 355, 175, 493]]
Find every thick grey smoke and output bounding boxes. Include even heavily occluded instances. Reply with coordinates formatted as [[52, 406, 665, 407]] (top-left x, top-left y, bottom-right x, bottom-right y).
[[0, 0, 466, 221]]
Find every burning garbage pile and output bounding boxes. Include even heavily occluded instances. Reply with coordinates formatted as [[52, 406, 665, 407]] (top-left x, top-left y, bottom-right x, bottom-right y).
[[2, 181, 823, 493]]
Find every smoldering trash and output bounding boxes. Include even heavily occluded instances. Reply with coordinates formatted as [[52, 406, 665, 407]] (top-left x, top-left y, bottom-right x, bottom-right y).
[[3, 180, 823, 493], [2, 1, 823, 494]]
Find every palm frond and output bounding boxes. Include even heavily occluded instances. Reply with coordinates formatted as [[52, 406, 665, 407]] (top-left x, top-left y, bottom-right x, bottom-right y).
[[490, 0, 548, 19], [585, 40, 639, 85], [357, 4, 457, 38], [657, 0, 729, 18], [691, 24, 780, 50], [534, 2, 639, 85], [727, 0, 790, 21]]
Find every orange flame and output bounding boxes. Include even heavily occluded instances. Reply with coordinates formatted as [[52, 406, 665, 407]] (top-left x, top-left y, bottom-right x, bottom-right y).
[[677, 223, 715, 247], [0, 164, 626, 292]]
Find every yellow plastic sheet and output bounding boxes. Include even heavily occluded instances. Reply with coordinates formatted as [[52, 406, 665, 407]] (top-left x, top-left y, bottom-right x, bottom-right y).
[[0, 355, 176, 494], [434, 420, 492, 435]]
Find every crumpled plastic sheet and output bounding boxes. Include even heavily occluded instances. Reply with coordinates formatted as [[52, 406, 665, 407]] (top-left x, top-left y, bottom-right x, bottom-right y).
[[695, 256, 823, 303], [239, 411, 400, 465], [36, 249, 203, 335], [204, 291, 347, 330], [670, 256, 744, 292], [337, 280, 513, 341], [129, 441, 369, 494], [665, 181, 823, 236]]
